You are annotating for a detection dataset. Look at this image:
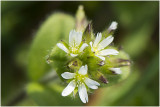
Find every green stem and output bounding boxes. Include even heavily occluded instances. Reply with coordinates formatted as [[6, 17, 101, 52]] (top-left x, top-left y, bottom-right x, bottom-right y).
[[5, 73, 59, 106]]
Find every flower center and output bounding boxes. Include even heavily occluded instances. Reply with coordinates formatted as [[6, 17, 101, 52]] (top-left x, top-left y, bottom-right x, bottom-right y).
[[92, 46, 100, 55], [72, 47, 78, 52], [70, 45, 79, 54], [75, 73, 86, 85]]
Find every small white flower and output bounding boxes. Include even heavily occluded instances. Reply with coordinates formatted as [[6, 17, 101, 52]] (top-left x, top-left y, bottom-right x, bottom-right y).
[[90, 33, 119, 60], [57, 30, 88, 57], [61, 65, 100, 103]]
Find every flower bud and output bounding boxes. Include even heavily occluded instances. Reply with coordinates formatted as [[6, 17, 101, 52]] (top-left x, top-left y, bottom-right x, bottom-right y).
[[76, 5, 88, 32], [68, 58, 82, 71], [99, 75, 109, 84]]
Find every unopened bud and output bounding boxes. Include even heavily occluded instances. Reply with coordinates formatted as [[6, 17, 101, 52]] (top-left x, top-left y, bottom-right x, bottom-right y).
[[117, 59, 131, 67], [68, 58, 82, 70], [76, 5, 87, 32], [98, 61, 105, 66], [108, 21, 118, 31], [102, 21, 118, 38], [99, 75, 109, 84], [109, 68, 122, 74]]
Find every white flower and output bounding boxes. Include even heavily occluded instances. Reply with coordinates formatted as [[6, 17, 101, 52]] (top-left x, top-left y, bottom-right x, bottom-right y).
[[90, 33, 119, 60], [61, 65, 100, 103], [57, 30, 88, 57]]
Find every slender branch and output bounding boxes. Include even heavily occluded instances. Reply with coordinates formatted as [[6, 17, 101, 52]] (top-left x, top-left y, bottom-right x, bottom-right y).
[[5, 74, 58, 106], [6, 89, 26, 106]]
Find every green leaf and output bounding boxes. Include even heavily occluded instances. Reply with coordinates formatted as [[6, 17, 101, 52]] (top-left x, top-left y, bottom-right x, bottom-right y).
[[122, 22, 155, 58], [26, 82, 82, 106], [113, 53, 159, 106], [88, 68, 139, 106], [16, 97, 37, 106], [28, 13, 75, 81]]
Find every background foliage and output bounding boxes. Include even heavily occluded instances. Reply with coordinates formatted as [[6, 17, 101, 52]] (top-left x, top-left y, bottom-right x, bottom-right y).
[[1, 1, 159, 106]]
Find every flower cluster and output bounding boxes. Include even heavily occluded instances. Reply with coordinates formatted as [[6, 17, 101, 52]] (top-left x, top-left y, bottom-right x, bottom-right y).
[[56, 21, 122, 103]]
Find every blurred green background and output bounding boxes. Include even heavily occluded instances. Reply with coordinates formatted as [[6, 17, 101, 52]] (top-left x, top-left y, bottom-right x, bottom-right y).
[[1, 1, 159, 106]]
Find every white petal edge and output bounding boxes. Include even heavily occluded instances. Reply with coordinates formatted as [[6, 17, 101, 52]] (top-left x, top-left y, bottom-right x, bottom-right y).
[[62, 80, 76, 96], [75, 31, 83, 46], [84, 77, 100, 89], [70, 53, 78, 57], [69, 30, 75, 47], [97, 36, 114, 51], [78, 83, 88, 103], [78, 65, 87, 75], [79, 43, 88, 52], [108, 21, 118, 30], [99, 49, 119, 56], [93, 33, 102, 47], [57, 43, 69, 53], [90, 42, 94, 52], [95, 55, 105, 60], [109, 68, 122, 74], [61, 72, 76, 79], [84, 65, 88, 72], [90, 41, 93, 47]]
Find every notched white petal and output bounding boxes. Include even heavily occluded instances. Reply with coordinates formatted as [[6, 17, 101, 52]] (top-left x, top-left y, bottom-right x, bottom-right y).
[[61, 72, 76, 79], [78, 65, 87, 75], [99, 49, 119, 56], [97, 36, 114, 51], [87, 85, 98, 89], [109, 68, 122, 74], [69, 30, 75, 47], [95, 55, 105, 61], [85, 77, 100, 89], [90, 41, 93, 47], [84, 65, 88, 72], [75, 31, 83, 46], [57, 43, 69, 53], [93, 33, 102, 47], [78, 83, 88, 103], [62, 80, 76, 96], [79, 43, 88, 52], [90, 42, 94, 52]]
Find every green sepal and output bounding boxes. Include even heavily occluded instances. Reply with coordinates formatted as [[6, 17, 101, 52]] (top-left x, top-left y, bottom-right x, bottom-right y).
[[82, 22, 95, 44], [102, 30, 115, 38], [102, 22, 117, 38], [47, 45, 69, 62], [47, 46, 70, 80], [73, 87, 78, 97]]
